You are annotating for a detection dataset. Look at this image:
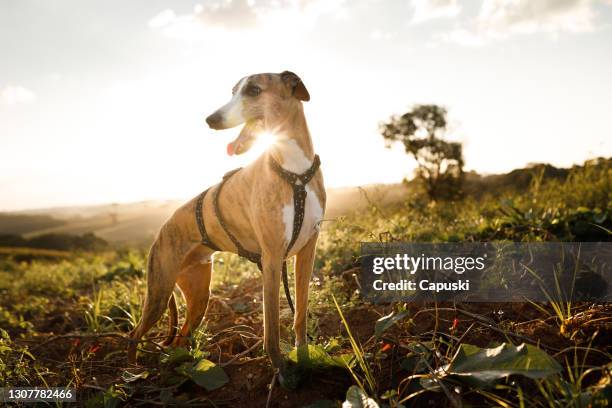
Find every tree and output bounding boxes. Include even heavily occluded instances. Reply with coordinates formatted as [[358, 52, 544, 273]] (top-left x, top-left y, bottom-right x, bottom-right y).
[[380, 104, 464, 200]]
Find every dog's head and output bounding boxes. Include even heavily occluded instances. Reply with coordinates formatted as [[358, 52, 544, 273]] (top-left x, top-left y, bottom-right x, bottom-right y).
[[205, 71, 310, 156]]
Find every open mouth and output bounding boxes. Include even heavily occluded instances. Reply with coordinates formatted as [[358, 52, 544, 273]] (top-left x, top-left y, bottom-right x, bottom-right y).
[[226, 120, 262, 156]]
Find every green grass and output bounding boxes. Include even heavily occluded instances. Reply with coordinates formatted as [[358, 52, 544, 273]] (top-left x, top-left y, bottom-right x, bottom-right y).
[[0, 160, 609, 406]]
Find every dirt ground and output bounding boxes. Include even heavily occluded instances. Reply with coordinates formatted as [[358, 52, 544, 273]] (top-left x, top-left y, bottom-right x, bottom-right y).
[[13, 273, 610, 407]]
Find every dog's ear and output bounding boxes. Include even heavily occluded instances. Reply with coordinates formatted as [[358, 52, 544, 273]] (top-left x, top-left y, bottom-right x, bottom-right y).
[[281, 71, 310, 102]]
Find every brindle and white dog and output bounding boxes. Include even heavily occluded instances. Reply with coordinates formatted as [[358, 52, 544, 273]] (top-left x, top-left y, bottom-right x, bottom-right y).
[[128, 71, 326, 376]]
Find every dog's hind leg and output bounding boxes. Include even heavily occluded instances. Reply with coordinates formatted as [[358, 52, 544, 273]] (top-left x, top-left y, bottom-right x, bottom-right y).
[[128, 230, 184, 363], [173, 260, 213, 347]]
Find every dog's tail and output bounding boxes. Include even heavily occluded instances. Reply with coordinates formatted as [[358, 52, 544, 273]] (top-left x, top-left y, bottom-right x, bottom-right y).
[[162, 291, 178, 346], [128, 237, 179, 363]]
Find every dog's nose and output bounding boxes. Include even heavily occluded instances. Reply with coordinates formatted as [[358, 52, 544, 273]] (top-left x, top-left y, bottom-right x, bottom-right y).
[[205, 112, 223, 129]]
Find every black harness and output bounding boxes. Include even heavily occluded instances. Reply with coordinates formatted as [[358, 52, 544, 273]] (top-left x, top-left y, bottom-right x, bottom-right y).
[[195, 154, 321, 314]]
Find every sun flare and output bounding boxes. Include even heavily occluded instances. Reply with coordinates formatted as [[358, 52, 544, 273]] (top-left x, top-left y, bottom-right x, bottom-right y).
[[251, 131, 278, 154]]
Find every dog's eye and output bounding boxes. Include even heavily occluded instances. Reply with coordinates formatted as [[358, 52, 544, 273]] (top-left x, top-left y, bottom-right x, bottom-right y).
[[245, 85, 261, 97]]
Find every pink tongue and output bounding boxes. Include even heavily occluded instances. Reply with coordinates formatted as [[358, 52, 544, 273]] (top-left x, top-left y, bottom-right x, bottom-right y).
[[226, 142, 235, 156]]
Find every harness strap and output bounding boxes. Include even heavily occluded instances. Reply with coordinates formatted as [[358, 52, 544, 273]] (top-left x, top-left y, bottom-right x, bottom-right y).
[[269, 154, 321, 191], [195, 189, 221, 251], [194, 154, 321, 316], [269, 155, 321, 257]]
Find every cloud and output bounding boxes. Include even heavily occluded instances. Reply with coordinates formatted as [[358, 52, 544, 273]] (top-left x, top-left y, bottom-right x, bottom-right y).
[[1, 85, 37, 106], [193, 0, 259, 29], [412, 0, 461, 23], [148, 0, 347, 39], [148, 9, 177, 29], [438, 0, 607, 46], [147, 2, 259, 39], [478, 0, 596, 34]]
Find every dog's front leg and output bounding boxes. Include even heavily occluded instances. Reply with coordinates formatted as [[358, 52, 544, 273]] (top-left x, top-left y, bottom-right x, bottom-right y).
[[261, 254, 284, 370], [293, 233, 318, 347]]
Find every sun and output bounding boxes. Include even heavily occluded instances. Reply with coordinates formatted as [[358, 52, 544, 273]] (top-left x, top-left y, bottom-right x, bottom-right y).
[[250, 131, 278, 155]]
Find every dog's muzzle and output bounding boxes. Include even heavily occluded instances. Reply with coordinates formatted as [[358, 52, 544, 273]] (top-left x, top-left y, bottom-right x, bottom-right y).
[[205, 112, 223, 129]]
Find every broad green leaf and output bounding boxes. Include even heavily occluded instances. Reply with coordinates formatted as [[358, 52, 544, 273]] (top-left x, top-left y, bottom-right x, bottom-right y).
[[283, 345, 352, 390], [160, 372, 188, 387], [374, 310, 410, 337], [342, 386, 379, 408], [418, 376, 440, 392], [177, 359, 229, 391], [161, 347, 192, 365], [441, 343, 562, 387], [288, 344, 351, 370]]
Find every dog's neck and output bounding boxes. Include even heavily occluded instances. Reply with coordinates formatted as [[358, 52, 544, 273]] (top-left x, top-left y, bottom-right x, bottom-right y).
[[265, 104, 315, 174]]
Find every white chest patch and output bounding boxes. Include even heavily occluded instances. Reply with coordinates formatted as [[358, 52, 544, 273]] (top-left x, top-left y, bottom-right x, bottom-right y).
[[282, 185, 323, 256], [276, 139, 313, 174], [276, 139, 323, 255]]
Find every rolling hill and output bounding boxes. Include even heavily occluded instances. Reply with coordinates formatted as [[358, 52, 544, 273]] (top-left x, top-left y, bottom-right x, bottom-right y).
[[1, 159, 606, 245]]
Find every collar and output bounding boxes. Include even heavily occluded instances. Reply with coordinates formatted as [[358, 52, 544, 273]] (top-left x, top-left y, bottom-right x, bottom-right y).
[[269, 154, 321, 186]]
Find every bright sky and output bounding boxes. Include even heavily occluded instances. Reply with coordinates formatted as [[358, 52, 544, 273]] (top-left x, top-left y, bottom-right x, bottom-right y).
[[1, 0, 611, 211]]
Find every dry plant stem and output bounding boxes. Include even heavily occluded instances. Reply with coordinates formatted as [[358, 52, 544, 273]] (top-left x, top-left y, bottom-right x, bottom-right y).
[[433, 303, 440, 342], [454, 322, 476, 346], [208, 326, 259, 340], [220, 339, 263, 367], [81, 384, 106, 391], [418, 344, 461, 408], [233, 356, 268, 366], [266, 370, 279, 408], [513, 316, 557, 327], [414, 307, 557, 351]]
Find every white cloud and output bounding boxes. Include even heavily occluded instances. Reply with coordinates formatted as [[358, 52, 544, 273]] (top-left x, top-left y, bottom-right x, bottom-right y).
[[1, 85, 37, 106], [147, 2, 257, 39], [147, 0, 347, 39], [412, 0, 461, 23], [439, 0, 606, 46], [478, 0, 596, 35], [148, 9, 177, 29]]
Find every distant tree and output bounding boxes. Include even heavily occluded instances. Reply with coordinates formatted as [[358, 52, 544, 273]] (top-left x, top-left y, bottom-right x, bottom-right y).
[[380, 104, 464, 200]]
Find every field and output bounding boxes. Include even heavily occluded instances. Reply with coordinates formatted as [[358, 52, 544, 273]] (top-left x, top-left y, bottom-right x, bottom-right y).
[[0, 160, 610, 407]]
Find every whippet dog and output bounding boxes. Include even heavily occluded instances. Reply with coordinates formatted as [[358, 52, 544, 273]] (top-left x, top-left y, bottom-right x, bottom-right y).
[[128, 71, 326, 377]]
